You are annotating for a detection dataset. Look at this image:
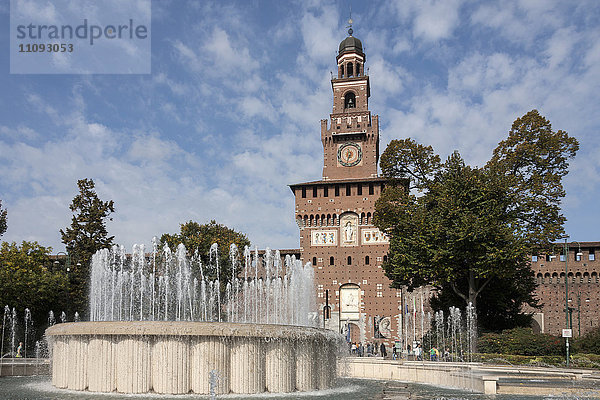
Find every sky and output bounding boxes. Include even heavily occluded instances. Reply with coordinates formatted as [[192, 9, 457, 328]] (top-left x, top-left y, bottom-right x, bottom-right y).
[[1, 0, 599, 253]]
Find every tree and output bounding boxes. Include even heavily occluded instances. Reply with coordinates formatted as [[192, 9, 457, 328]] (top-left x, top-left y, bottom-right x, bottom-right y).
[[0, 241, 70, 344], [374, 110, 578, 329], [160, 220, 251, 284], [0, 199, 7, 238], [60, 178, 115, 315]]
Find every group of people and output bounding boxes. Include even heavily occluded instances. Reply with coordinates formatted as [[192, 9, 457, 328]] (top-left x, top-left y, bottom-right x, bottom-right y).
[[405, 343, 452, 361], [349, 341, 387, 358], [350, 340, 453, 362]]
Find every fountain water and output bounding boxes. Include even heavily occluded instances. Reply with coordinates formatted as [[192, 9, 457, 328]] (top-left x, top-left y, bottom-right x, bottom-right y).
[[46, 242, 341, 395]]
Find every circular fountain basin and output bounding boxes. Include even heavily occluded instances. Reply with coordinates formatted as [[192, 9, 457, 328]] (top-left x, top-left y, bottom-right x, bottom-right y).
[[46, 321, 340, 395]]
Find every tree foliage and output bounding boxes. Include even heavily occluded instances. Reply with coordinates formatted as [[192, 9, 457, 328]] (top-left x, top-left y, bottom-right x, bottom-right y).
[[374, 110, 578, 327], [488, 110, 579, 250], [60, 178, 115, 315], [0, 199, 7, 238], [160, 220, 250, 284], [0, 241, 70, 342]]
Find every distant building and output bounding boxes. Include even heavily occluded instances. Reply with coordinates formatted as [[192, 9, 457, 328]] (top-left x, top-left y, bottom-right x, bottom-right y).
[[530, 242, 600, 336]]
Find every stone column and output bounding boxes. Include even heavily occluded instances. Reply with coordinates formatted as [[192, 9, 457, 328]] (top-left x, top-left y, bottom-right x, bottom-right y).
[[87, 337, 116, 392], [51, 336, 69, 388], [191, 336, 230, 394], [296, 339, 317, 391], [265, 339, 296, 393], [67, 336, 88, 391], [316, 338, 336, 389], [230, 337, 265, 393], [152, 337, 190, 394], [116, 337, 151, 393]]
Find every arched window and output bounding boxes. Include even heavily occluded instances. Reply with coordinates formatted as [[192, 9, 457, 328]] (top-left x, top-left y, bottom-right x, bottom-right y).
[[383, 255, 388, 263], [330, 256, 334, 266], [365, 255, 370, 265], [347, 256, 352, 265], [356, 62, 361, 76], [347, 62, 354, 77], [344, 92, 356, 109], [312, 257, 317, 265]]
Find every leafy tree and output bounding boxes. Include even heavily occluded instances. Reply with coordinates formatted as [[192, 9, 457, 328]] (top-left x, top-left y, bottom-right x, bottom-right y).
[[160, 220, 250, 284], [0, 199, 7, 238], [0, 241, 70, 344], [60, 178, 115, 316], [375, 110, 578, 329], [488, 110, 579, 250]]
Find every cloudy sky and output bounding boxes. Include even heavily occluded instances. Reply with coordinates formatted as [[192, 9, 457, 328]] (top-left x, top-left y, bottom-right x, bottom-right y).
[[1, 0, 599, 253]]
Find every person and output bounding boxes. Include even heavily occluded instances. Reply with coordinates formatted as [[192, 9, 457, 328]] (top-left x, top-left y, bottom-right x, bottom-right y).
[[16, 342, 23, 357], [380, 342, 387, 359], [444, 347, 450, 361], [351, 342, 357, 355], [430, 346, 438, 361], [358, 342, 364, 357], [416, 344, 423, 361]]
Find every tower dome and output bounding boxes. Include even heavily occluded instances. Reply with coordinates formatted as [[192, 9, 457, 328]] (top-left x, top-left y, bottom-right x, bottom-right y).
[[338, 35, 363, 56]]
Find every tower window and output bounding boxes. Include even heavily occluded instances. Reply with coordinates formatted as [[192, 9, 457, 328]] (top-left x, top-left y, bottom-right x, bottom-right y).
[[347, 62, 354, 77], [313, 186, 318, 197], [330, 256, 334, 266], [356, 63, 361, 76], [335, 185, 340, 196], [301, 187, 306, 198], [383, 255, 388, 263], [346, 184, 351, 196], [344, 92, 356, 109], [312, 257, 317, 265], [324, 186, 329, 197], [357, 185, 362, 195], [347, 256, 352, 265], [365, 255, 370, 265], [369, 183, 374, 195]]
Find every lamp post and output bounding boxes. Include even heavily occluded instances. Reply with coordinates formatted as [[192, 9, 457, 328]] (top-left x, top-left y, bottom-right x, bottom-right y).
[[53, 252, 71, 274], [560, 237, 583, 368]]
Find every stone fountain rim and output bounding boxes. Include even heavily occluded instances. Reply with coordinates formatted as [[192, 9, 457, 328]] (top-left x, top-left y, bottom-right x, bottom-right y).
[[45, 321, 341, 340]]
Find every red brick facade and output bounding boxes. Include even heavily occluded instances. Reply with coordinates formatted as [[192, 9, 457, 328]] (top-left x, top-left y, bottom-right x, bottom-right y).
[[290, 33, 402, 347], [530, 243, 600, 337]]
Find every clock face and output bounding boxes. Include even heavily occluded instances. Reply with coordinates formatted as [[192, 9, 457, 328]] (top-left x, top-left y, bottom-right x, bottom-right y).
[[337, 143, 362, 167]]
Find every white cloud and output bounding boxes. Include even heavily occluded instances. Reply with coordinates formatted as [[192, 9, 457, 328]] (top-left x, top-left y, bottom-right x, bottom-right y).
[[391, 0, 463, 42]]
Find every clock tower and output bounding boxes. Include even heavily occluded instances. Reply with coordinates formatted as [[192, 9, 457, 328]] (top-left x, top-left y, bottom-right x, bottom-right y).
[[321, 29, 379, 180], [290, 26, 406, 347]]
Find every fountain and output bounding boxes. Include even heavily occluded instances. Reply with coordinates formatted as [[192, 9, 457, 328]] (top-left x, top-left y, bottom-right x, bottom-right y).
[[45, 242, 342, 395]]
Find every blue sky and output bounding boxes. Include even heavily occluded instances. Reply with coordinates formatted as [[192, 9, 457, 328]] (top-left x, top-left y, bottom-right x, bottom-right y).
[[1, 0, 599, 253]]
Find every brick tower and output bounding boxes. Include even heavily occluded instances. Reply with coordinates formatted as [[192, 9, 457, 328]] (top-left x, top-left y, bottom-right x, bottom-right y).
[[290, 27, 404, 347]]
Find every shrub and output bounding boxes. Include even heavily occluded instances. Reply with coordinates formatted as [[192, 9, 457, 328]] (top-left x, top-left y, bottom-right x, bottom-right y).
[[477, 328, 564, 356], [574, 327, 600, 355]]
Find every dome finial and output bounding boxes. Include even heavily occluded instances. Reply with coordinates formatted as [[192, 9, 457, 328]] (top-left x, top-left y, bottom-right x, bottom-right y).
[[347, 7, 353, 36]]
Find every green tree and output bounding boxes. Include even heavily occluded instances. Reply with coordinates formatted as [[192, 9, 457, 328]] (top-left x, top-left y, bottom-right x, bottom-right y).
[[0, 241, 70, 343], [375, 110, 578, 328], [0, 199, 7, 238], [60, 178, 115, 316], [160, 220, 250, 284]]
